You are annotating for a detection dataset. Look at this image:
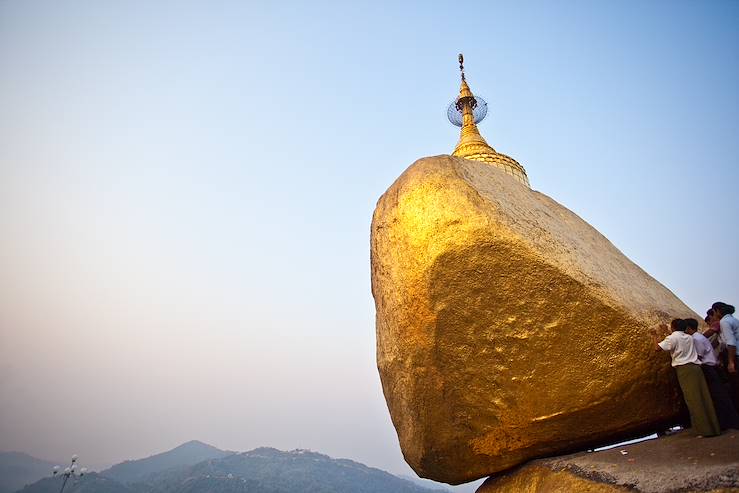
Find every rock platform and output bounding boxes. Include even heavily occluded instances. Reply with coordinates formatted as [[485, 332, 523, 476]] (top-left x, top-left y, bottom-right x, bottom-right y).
[[477, 430, 739, 493]]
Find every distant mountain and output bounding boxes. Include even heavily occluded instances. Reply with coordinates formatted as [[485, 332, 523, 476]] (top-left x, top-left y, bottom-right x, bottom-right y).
[[138, 447, 446, 493], [15, 472, 132, 493], [0, 452, 55, 493], [101, 440, 230, 484], [18, 443, 446, 493]]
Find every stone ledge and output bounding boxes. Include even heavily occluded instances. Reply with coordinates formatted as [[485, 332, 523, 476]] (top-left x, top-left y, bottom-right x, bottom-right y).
[[477, 430, 739, 493]]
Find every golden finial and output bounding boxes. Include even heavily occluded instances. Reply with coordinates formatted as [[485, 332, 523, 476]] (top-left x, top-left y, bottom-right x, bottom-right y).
[[447, 54, 530, 187]]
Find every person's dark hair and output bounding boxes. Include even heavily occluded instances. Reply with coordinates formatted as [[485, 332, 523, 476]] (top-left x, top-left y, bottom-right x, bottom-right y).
[[670, 318, 687, 332], [704, 315, 711, 324], [712, 302, 736, 316], [685, 318, 699, 331]]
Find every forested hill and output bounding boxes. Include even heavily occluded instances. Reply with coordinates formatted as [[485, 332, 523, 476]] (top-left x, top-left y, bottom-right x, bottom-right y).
[[17, 445, 449, 493], [100, 440, 230, 484]]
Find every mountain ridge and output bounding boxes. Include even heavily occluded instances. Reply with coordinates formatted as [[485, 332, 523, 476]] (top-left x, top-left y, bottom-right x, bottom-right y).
[[100, 439, 231, 484], [15, 443, 449, 493]]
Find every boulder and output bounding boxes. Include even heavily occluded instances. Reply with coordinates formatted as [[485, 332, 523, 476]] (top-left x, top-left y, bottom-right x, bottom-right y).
[[370, 155, 699, 484], [477, 466, 628, 493]]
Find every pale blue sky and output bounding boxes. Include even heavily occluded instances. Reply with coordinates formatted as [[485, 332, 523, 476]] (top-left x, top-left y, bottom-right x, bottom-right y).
[[1, 1, 737, 491]]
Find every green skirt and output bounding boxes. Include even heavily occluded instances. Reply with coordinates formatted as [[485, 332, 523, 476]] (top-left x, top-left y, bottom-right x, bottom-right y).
[[675, 363, 720, 437]]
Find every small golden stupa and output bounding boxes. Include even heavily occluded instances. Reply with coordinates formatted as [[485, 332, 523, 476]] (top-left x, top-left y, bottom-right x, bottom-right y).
[[448, 54, 530, 187]]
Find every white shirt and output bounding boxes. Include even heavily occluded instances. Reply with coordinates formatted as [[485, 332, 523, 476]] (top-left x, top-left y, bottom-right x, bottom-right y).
[[719, 314, 739, 348], [692, 332, 718, 366], [658, 331, 699, 367]]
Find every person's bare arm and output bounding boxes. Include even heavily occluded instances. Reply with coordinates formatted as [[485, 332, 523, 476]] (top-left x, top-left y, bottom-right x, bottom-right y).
[[651, 332, 661, 351], [653, 324, 669, 351], [703, 326, 719, 337], [728, 346, 736, 374]]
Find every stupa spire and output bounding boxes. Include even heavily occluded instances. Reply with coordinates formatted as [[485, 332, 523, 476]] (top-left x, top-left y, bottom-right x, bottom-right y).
[[448, 54, 530, 187]]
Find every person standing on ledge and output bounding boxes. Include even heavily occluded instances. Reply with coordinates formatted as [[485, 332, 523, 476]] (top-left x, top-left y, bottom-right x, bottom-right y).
[[703, 309, 726, 370], [713, 302, 739, 410], [652, 318, 720, 437], [685, 318, 739, 430]]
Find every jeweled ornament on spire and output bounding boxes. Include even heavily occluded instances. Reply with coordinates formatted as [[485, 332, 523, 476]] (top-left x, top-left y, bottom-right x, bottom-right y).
[[448, 54, 530, 187]]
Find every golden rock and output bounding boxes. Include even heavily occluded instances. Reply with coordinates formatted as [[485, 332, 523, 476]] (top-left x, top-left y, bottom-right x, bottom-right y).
[[370, 155, 698, 484], [476, 465, 627, 493]]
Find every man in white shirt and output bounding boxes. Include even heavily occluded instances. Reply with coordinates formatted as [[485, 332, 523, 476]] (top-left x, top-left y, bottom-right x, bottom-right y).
[[653, 318, 720, 437], [685, 318, 739, 430], [687, 319, 719, 366]]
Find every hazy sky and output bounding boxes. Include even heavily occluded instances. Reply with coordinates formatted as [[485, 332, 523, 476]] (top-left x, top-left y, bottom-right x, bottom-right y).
[[1, 1, 737, 491]]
